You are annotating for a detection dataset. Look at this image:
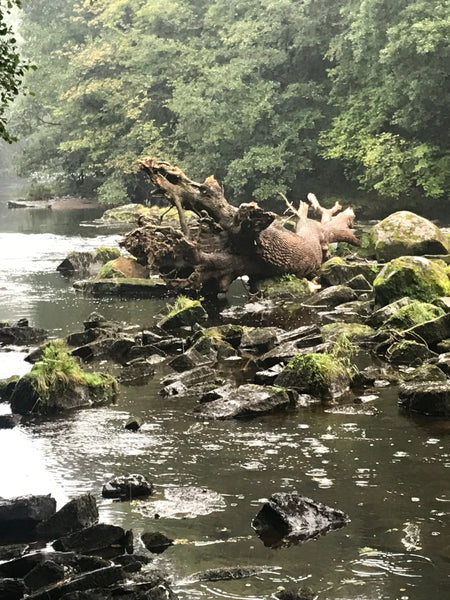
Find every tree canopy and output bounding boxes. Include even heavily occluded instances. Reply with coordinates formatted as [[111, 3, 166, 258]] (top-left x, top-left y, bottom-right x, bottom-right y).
[[9, 0, 450, 206]]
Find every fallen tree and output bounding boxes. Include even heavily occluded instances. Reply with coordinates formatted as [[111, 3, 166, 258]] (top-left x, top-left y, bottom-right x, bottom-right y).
[[121, 158, 361, 295]]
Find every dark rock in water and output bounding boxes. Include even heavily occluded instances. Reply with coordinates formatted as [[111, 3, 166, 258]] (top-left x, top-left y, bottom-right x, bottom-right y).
[[0, 414, 21, 429], [399, 381, 450, 417], [303, 285, 357, 308], [141, 531, 173, 554], [52, 524, 132, 556], [125, 418, 141, 431], [35, 494, 99, 541], [168, 347, 213, 372], [102, 475, 153, 500], [252, 492, 349, 548], [0, 376, 20, 401], [127, 344, 166, 362], [402, 364, 447, 383], [57, 247, 120, 275], [28, 565, 126, 600], [24, 560, 65, 591], [239, 327, 279, 354], [0, 495, 56, 542], [57, 576, 179, 600], [274, 586, 315, 600], [112, 553, 150, 572], [194, 384, 296, 420], [158, 302, 207, 330], [193, 565, 274, 582], [0, 551, 109, 579], [118, 359, 155, 385], [0, 320, 48, 346], [406, 312, 450, 349], [0, 544, 28, 562], [74, 278, 169, 299], [254, 364, 284, 385], [66, 328, 100, 348], [0, 578, 26, 600], [160, 365, 216, 397], [386, 340, 437, 365]]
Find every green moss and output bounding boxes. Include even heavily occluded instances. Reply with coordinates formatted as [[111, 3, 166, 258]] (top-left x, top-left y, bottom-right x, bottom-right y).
[[321, 322, 375, 343], [93, 246, 120, 264], [286, 353, 348, 396], [258, 275, 310, 299], [95, 260, 126, 280], [167, 295, 203, 317], [381, 300, 445, 331]]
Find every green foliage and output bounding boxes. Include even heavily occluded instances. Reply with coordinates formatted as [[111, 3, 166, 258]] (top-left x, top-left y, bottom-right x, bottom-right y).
[[167, 295, 203, 317], [286, 353, 345, 397]]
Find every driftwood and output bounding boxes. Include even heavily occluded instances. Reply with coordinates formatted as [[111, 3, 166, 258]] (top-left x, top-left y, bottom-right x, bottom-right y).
[[121, 158, 360, 295]]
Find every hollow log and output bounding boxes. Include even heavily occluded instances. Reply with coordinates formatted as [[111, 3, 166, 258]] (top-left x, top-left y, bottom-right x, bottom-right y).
[[120, 158, 360, 295]]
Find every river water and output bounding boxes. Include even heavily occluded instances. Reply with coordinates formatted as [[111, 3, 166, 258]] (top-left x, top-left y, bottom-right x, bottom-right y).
[[0, 180, 448, 599]]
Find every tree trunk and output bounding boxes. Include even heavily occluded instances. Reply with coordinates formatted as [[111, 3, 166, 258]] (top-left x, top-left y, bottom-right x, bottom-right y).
[[120, 158, 360, 295]]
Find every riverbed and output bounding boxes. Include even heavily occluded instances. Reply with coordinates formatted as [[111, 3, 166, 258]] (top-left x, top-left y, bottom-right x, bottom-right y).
[[0, 181, 448, 599]]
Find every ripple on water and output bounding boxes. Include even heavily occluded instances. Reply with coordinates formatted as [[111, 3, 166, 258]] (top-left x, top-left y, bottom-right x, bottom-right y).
[[351, 549, 433, 579]]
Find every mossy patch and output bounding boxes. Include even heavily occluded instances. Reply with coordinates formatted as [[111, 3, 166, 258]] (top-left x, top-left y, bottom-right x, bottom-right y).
[[257, 275, 311, 300], [381, 300, 445, 331], [93, 246, 121, 263], [96, 260, 126, 280], [282, 352, 349, 397], [321, 322, 375, 343]]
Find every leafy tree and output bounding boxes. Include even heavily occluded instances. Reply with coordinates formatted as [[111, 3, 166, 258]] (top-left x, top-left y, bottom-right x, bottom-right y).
[[0, 0, 33, 142], [322, 0, 450, 199]]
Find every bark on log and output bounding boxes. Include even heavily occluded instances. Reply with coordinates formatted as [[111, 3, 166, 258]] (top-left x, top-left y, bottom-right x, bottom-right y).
[[120, 158, 360, 295]]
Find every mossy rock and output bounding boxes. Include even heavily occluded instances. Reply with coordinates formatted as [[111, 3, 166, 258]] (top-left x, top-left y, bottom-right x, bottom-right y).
[[203, 324, 244, 348], [371, 211, 449, 261], [402, 364, 447, 383], [321, 322, 375, 344], [100, 203, 154, 223], [257, 275, 311, 300], [158, 296, 207, 330], [386, 340, 437, 366], [0, 375, 20, 401], [96, 257, 148, 280], [93, 246, 121, 263], [9, 341, 118, 415], [274, 352, 350, 399], [373, 256, 450, 306], [319, 256, 378, 287], [380, 300, 445, 331]]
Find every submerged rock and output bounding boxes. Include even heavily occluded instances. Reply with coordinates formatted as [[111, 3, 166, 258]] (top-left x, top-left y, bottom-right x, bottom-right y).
[[370, 211, 449, 261], [141, 531, 173, 554], [193, 565, 275, 582], [193, 384, 296, 420], [102, 475, 154, 500], [398, 381, 450, 417], [252, 492, 349, 548]]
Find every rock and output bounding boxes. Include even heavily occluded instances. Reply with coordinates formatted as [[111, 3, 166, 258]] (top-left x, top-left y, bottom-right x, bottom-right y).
[[168, 347, 213, 372], [95, 256, 148, 280], [256, 325, 324, 369], [118, 359, 155, 384], [0, 545, 28, 562], [0, 551, 108, 579], [74, 278, 169, 298], [405, 312, 450, 349], [386, 340, 437, 365], [0, 376, 20, 401], [0, 320, 47, 346], [254, 364, 284, 385], [0, 495, 56, 541], [0, 578, 25, 600], [112, 553, 150, 572], [274, 586, 315, 600], [57, 576, 178, 600], [102, 475, 153, 500], [100, 203, 153, 223], [303, 285, 358, 308], [371, 211, 449, 261], [0, 414, 21, 429], [35, 494, 99, 541], [160, 365, 217, 396], [193, 384, 296, 420], [52, 524, 133, 556], [402, 364, 447, 383], [193, 565, 274, 581], [24, 560, 65, 592], [274, 353, 351, 399], [319, 257, 378, 286], [346, 274, 373, 293], [57, 247, 120, 275], [158, 299, 207, 330], [257, 276, 311, 300], [368, 297, 415, 328], [252, 492, 349, 548], [239, 327, 279, 354], [373, 256, 450, 306], [435, 353, 450, 376], [124, 418, 141, 431], [141, 532, 173, 554], [380, 300, 445, 331], [320, 321, 375, 344], [399, 381, 450, 416], [203, 324, 244, 348], [436, 339, 450, 353]]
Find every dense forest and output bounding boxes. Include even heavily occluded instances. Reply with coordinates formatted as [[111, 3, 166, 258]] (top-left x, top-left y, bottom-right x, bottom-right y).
[[3, 0, 450, 209]]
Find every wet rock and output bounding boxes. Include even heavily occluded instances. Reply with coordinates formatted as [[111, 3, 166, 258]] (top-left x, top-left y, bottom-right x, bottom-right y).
[[346, 274, 373, 293], [158, 300, 207, 330], [124, 418, 141, 431], [66, 328, 100, 348], [380, 300, 445, 331], [386, 340, 437, 365], [0, 495, 56, 541], [193, 565, 274, 582], [74, 278, 169, 298], [436, 339, 450, 354], [160, 365, 216, 396], [193, 384, 296, 420], [100, 203, 153, 223], [95, 256, 148, 280], [402, 364, 447, 383], [168, 347, 213, 372], [52, 524, 133, 556], [58, 576, 178, 600], [0, 414, 21, 429], [203, 324, 244, 348], [0, 544, 28, 562], [373, 256, 450, 306], [399, 381, 450, 416], [24, 560, 65, 592], [71, 337, 122, 362], [275, 353, 351, 400], [0, 320, 47, 346], [28, 565, 126, 600], [35, 494, 99, 541], [370, 211, 449, 261], [102, 475, 153, 500], [320, 321, 375, 344], [0, 551, 109, 579], [256, 340, 325, 369], [239, 327, 279, 354], [0, 578, 25, 600], [257, 275, 311, 300], [405, 312, 450, 349], [368, 297, 415, 328], [220, 300, 277, 325], [254, 364, 284, 385], [141, 532, 173, 554], [303, 285, 358, 308], [319, 257, 378, 287], [252, 492, 349, 548], [136, 485, 225, 520], [118, 359, 155, 384], [127, 345, 166, 361], [57, 247, 120, 276], [274, 586, 315, 600], [435, 353, 450, 376], [112, 553, 150, 572], [0, 376, 20, 401]]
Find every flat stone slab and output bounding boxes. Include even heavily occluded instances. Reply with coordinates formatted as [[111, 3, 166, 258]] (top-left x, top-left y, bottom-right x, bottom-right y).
[[73, 278, 170, 298]]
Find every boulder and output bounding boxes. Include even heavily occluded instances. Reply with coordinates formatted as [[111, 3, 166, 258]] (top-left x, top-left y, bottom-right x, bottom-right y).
[[368, 297, 415, 328], [35, 494, 99, 541], [405, 312, 450, 349], [399, 381, 450, 416], [0, 320, 47, 346], [168, 347, 213, 372], [55, 576, 178, 600], [118, 359, 155, 384], [239, 327, 279, 354], [102, 475, 153, 500], [0, 376, 20, 401], [158, 299, 207, 330], [373, 256, 450, 306], [0, 578, 25, 600], [0, 495, 56, 541], [320, 322, 375, 344], [386, 340, 437, 365], [371, 211, 449, 261], [380, 300, 444, 331], [57, 247, 120, 275], [0, 414, 21, 429], [402, 364, 447, 383], [160, 365, 217, 397], [252, 492, 349, 548], [141, 532, 173, 554], [73, 278, 169, 298], [319, 257, 378, 286], [24, 560, 65, 592], [53, 524, 133, 556], [257, 275, 311, 300], [0, 551, 108, 579], [436, 353, 450, 377], [193, 384, 296, 420], [302, 285, 358, 308]]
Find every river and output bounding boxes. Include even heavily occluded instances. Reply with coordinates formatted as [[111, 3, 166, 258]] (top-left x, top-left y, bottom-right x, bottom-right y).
[[0, 179, 448, 599]]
